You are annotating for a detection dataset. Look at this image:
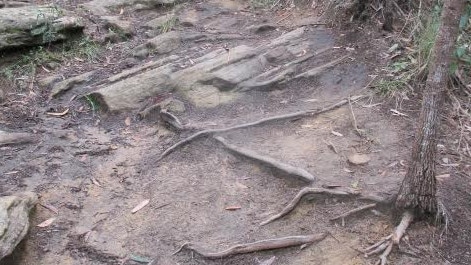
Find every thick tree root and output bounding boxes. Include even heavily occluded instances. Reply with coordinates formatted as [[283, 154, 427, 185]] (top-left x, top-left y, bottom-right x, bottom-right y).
[[157, 95, 367, 161], [173, 233, 328, 259], [261, 187, 387, 226], [214, 136, 315, 183], [364, 211, 414, 265]]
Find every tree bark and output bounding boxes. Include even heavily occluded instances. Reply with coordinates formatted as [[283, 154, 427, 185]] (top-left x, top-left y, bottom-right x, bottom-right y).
[[395, 0, 465, 214]]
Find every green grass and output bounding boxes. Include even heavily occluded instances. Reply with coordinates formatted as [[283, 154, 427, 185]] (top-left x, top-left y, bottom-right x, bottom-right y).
[[1, 36, 101, 85], [160, 16, 177, 34], [84, 94, 100, 112], [375, 3, 443, 96]]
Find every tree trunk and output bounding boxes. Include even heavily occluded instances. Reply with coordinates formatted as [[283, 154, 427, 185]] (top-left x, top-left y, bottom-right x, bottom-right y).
[[395, 0, 465, 214]]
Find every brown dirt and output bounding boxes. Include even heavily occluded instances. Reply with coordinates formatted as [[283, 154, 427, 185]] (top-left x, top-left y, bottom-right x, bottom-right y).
[[0, 0, 470, 265]]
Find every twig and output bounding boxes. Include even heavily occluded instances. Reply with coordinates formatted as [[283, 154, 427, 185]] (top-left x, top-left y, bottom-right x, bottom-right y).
[[260, 187, 359, 225], [158, 95, 367, 161], [214, 136, 315, 183], [330, 203, 377, 222], [173, 233, 328, 259]]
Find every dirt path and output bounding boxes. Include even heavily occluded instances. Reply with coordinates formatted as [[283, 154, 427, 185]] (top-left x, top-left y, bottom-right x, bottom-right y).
[[0, 1, 464, 265]]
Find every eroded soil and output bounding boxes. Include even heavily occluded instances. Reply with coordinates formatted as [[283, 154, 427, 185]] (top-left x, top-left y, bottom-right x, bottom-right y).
[[1, 0, 470, 265]]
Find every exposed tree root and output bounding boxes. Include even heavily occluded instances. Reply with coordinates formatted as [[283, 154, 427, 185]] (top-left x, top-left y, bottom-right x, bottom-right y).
[[330, 203, 377, 223], [261, 187, 387, 226], [364, 211, 414, 265], [157, 95, 367, 161], [214, 136, 315, 183], [173, 233, 328, 259]]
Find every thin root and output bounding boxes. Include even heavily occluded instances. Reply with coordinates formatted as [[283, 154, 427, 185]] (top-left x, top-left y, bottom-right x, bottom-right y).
[[173, 233, 328, 259], [330, 203, 377, 222], [260, 187, 359, 225], [214, 136, 315, 183], [157, 95, 367, 161], [365, 211, 414, 265]]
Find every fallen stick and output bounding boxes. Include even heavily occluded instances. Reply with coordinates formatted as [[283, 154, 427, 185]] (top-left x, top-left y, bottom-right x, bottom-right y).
[[173, 233, 327, 259], [260, 187, 358, 226], [158, 95, 367, 161], [330, 203, 377, 222], [214, 136, 315, 183]]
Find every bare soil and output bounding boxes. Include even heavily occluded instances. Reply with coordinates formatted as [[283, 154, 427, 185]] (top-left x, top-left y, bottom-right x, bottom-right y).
[[1, 0, 470, 265]]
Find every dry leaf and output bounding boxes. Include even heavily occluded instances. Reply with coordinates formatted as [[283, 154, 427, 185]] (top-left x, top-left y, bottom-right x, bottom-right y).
[[37, 217, 56, 227], [225, 206, 241, 211], [40, 203, 59, 214], [331, 130, 343, 137], [91, 177, 102, 187], [46, 108, 69, 117], [119, 8, 124, 15], [132, 199, 150, 213], [5, 171, 19, 175], [125, 117, 131, 126], [343, 168, 354, 173], [235, 182, 248, 189], [436, 174, 451, 181], [390, 109, 408, 117]]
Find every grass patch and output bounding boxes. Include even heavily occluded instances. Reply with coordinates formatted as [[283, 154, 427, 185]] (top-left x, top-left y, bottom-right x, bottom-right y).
[[375, 2, 443, 96], [1, 36, 102, 86], [160, 16, 177, 34]]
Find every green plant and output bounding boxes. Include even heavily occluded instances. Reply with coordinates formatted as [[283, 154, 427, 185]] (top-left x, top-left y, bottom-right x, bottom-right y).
[[160, 16, 177, 33], [374, 3, 443, 96], [31, 5, 63, 43], [84, 94, 100, 112]]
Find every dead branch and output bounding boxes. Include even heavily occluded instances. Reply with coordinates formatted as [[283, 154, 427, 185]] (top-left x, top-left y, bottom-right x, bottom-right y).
[[330, 203, 377, 222], [173, 233, 328, 259], [365, 211, 414, 265], [214, 136, 315, 183], [158, 95, 367, 161]]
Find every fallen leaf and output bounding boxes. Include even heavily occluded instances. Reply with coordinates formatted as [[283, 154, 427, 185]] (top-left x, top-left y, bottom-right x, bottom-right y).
[[79, 155, 88, 162], [37, 217, 56, 227], [347, 153, 371, 165], [132, 199, 150, 213], [5, 171, 19, 175], [442, 157, 449, 164], [130, 255, 152, 263], [40, 203, 59, 214], [235, 182, 248, 189], [46, 108, 69, 117], [259, 256, 276, 265], [331, 130, 343, 137], [351, 180, 359, 189], [83, 231, 92, 242], [388, 43, 399, 53], [119, 8, 124, 15], [125, 117, 131, 126], [390, 109, 408, 117], [303, 98, 318, 102], [343, 168, 354, 173], [436, 174, 451, 181], [91, 177, 102, 187], [225, 206, 241, 211]]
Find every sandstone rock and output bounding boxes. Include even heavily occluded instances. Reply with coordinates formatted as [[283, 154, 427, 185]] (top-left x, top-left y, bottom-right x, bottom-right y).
[[0, 192, 38, 260], [50, 71, 96, 98], [159, 98, 185, 113], [38, 75, 62, 88], [133, 31, 181, 57], [0, 6, 84, 50], [90, 27, 337, 110], [143, 14, 175, 30], [347, 153, 371, 165], [83, 0, 176, 16], [101, 16, 133, 37]]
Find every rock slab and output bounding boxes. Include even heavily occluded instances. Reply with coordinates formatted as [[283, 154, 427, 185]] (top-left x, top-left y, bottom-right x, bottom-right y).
[[0, 192, 38, 260]]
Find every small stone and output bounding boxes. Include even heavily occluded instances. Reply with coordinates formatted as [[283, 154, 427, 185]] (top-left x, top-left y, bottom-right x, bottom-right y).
[[347, 153, 371, 165]]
